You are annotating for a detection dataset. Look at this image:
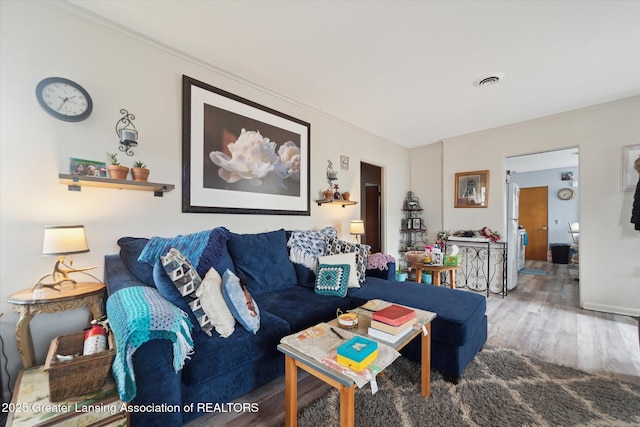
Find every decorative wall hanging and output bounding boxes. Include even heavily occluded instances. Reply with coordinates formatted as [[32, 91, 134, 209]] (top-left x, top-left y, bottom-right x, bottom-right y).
[[454, 170, 489, 208], [182, 76, 311, 215], [621, 144, 640, 191]]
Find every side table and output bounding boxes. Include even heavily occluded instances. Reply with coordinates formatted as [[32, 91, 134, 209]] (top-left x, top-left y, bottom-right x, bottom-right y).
[[8, 282, 106, 369], [411, 263, 460, 288]]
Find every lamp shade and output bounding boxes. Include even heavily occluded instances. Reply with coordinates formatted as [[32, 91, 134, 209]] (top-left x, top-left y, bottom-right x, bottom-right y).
[[42, 225, 90, 255], [350, 220, 365, 235]]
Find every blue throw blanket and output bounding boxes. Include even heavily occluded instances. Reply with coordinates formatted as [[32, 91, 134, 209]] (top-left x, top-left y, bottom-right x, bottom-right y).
[[107, 286, 194, 402], [136, 227, 230, 278]]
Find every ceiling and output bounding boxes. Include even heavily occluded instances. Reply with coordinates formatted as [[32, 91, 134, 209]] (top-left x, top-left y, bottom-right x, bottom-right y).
[[67, 1, 640, 149]]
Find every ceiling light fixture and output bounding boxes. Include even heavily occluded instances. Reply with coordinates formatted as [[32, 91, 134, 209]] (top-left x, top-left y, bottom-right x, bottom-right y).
[[474, 72, 505, 87]]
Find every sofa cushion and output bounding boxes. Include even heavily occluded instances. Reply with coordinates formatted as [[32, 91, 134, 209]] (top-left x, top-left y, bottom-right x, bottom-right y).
[[314, 264, 350, 297], [324, 238, 371, 283], [222, 270, 260, 334], [227, 229, 297, 295], [318, 252, 359, 288], [154, 250, 213, 336], [197, 268, 235, 338], [254, 287, 355, 332], [182, 311, 290, 387], [347, 277, 486, 347], [117, 237, 154, 286]]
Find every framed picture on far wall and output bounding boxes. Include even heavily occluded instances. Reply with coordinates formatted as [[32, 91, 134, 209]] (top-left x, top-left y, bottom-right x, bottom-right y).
[[412, 218, 422, 230], [182, 75, 311, 215], [621, 144, 640, 191], [454, 170, 489, 208]]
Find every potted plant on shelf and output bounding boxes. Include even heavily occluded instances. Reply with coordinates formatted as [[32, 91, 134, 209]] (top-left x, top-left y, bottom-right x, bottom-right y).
[[106, 153, 129, 180], [131, 160, 150, 182]]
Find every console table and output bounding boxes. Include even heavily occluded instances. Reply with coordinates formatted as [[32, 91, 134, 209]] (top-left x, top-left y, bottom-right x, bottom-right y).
[[7, 282, 106, 368], [445, 238, 507, 297]]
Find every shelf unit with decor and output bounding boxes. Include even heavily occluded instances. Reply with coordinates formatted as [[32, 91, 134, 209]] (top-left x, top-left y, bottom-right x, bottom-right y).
[[315, 198, 358, 207], [59, 173, 175, 197], [399, 191, 428, 274]]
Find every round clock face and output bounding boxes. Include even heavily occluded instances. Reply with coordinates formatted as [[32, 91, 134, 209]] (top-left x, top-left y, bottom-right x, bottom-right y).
[[558, 188, 575, 200], [36, 77, 93, 122]]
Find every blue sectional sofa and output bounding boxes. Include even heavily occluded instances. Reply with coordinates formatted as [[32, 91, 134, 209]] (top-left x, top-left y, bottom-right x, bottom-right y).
[[104, 228, 487, 426]]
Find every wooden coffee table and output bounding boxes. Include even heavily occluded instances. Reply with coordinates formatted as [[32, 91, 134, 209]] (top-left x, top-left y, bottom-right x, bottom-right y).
[[277, 306, 436, 427]]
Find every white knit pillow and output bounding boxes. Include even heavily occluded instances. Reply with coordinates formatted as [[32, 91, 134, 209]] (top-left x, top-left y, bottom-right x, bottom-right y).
[[196, 268, 236, 338]]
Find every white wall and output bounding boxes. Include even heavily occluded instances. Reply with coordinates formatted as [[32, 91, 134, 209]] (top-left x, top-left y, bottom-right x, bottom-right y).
[[410, 142, 444, 246], [427, 97, 640, 317], [0, 1, 410, 393]]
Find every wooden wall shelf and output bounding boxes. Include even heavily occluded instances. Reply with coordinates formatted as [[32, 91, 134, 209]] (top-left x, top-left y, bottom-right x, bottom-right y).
[[315, 199, 358, 207], [59, 174, 175, 197]]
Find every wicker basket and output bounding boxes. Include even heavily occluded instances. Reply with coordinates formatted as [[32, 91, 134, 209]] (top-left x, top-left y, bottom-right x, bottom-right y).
[[405, 251, 426, 263], [44, 330, 115, 402]]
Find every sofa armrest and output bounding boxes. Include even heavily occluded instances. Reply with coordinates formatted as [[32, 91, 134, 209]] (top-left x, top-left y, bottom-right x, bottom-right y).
[[365, 262, 396, 281], [104, 254, 150, 296], [105, 255, 185, 425]]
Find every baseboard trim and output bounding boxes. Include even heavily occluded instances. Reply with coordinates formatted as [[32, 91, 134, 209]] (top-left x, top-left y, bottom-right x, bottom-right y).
[[581, 301, 640, 317]]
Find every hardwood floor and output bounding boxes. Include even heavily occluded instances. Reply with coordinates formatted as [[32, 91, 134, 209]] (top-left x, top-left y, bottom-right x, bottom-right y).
[[187, 261, 640, 426]]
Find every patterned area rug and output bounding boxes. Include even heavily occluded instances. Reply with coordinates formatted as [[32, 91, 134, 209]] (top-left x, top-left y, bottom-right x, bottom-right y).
[[297, 347, 640, 426]]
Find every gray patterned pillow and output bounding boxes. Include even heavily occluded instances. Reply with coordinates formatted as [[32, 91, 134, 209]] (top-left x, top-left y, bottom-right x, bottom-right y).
[[324, 237, 371, 283], [160, 248, 214, 336]]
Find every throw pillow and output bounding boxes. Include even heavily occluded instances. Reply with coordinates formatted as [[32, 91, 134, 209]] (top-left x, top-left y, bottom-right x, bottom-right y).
[[197, 268, 236, 338], [157, 248, 214, 336], [117, 237, 155, 286], [227, 229, 297, 296], [324, 237, 371, 283], [314, 264, 350, 297], [222, 270, 261, 334], [317, 252, 359, 288]]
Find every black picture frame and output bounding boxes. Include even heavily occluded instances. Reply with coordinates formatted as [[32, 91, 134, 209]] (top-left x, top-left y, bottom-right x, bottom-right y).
[[412, 218, 422, 230], [182, 75, 311, 215]]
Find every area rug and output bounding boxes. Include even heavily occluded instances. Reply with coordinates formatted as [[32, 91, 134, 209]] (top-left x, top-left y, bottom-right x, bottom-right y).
[[297, 347, 640, 427], [519, 268, 548, 276]]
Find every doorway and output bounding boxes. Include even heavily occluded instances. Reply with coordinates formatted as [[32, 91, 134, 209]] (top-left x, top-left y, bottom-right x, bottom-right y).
[[519, 186, 549, 261], [360, 162, 383, 253]]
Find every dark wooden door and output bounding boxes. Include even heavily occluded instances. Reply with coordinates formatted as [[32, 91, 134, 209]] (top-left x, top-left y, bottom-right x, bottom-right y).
[[519, 186, 548, 261], [365, 185, 381, 252]]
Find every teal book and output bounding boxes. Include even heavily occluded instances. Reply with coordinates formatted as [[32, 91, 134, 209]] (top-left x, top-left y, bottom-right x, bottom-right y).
[[336, 336, 378, 363]]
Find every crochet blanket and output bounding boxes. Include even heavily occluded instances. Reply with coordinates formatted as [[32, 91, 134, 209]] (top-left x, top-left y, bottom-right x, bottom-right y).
[[107, 286, 193, 402], [287, 227, 337, 270], [137, 227, 230, 278]]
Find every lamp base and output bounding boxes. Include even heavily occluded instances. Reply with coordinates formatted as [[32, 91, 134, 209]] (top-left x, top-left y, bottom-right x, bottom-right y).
[[33, 255, 97, 291]]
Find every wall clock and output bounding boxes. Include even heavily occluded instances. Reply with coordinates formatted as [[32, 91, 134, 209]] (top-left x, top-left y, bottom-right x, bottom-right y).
[[557, 188, 575, 200], [35, 77, 93, 122]]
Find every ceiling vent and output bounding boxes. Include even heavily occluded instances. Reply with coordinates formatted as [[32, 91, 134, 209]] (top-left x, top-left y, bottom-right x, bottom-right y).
[[474, 73, 505, 87]]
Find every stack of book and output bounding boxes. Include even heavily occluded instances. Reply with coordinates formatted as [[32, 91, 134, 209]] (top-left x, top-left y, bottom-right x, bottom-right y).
[[368, 304, 416, 343], [336, 336, 378, 372]]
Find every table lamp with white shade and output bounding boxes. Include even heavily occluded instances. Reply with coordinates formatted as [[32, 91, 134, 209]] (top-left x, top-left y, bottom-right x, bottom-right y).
[[350, 220, 365, 244], [33, 225, 97, 290]]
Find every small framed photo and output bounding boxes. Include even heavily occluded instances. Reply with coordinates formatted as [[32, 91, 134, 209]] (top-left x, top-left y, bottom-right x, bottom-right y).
[[340, 155, 349, 170], [412, 218, 422, 230], [561, 171, 574, 181], [69, 158, 107, 177]]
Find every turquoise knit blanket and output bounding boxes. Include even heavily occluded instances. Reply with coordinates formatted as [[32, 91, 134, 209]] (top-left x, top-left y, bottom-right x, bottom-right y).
[[107, 286, 194, 402]]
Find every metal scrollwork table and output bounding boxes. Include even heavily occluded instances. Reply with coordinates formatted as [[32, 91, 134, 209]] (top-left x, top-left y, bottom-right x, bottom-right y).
[[7, 282, 106, 368]]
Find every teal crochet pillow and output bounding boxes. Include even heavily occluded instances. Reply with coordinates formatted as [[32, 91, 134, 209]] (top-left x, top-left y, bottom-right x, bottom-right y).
[[314, 264, 350, 297], [222, 270, 260, 334]]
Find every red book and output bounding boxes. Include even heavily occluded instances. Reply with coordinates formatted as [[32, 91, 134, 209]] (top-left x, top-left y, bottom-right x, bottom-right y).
[[372, 304, 416, 326]]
